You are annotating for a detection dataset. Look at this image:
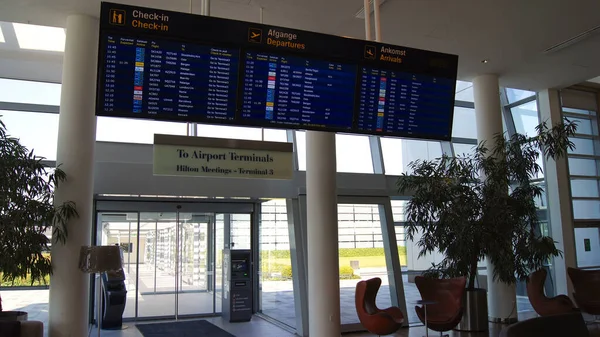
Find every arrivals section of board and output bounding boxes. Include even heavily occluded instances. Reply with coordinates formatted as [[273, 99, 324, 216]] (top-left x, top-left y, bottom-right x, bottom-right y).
[[240, 51, 356, 129], [356, 67, 455, 137], [101, 34, 239, 120], [98, 32, 454, 138]]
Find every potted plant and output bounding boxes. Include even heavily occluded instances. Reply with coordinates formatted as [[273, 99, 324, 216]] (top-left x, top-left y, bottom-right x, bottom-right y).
[[397, 119, 577, 331], [0, 117, 78, 320]]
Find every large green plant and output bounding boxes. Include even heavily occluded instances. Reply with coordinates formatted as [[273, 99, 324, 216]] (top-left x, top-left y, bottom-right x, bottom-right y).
[[0, 117, 78, 311], [397, 119, 577, 290]]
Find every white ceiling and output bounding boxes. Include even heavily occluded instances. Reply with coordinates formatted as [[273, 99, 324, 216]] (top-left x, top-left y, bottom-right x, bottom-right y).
[[0, 0, 599, 90]]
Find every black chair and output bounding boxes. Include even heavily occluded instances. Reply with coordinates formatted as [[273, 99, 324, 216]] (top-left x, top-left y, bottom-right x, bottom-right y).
[[500, 311, 589, 337]]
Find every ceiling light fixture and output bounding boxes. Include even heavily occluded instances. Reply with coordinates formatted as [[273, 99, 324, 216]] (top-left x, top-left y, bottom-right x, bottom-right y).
[[481, 59, 489, 64], [355, 0, 388, 19], [543, 24, 600, 54]]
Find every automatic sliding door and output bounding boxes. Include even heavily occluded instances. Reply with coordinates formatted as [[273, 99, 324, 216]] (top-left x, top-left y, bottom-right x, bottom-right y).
[[95, 200, 257, 320], [177, 213, 215, 316], [137, 212, 177, 318]]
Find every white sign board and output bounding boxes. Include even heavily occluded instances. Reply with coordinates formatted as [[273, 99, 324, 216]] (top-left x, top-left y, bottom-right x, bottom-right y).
[[153, 134, 294, 180]]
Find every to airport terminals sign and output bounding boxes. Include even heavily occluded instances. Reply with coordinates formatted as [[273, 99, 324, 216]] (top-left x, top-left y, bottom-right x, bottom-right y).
[[153, 134, 294, 180]]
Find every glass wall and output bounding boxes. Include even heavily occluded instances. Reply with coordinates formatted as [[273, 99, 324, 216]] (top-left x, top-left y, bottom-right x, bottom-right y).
[[337, 204, 392, 326], [0, 110, 59, 160], [560, 89, 600, 271], [380, 138, 443, 175], [258, 199, 295, 328]]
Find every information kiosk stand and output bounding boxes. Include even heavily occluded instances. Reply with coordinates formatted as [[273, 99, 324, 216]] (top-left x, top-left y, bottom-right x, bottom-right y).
[[222, 249, 253, 322], [101, 269, 127, 329]]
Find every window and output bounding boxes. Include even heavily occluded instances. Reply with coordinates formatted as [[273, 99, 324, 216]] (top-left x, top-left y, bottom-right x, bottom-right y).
[[263, 128, 288, 142], [13, 22, 65, 52], [258, 199, 295, 328], [506, 88, 535, 103], [561, 89, 600, 221], [336, 134, 373, 173], [455, 80, 474, 102], [452, 107, 477, 139], [96, 116, 187, 143], [453, 143, 476, 156], [0, 78, 61, 105], [565, 116, 596, 136], [381, 138, 442, 175], [573, 200, 600, 219], [570, 179, 600, 198], [568, 138, 597, 156], [337, 204, 393, 324], [295, 131, 374, 173], [0, 110, 59, 160], [568, 158, 597, 176], [511, 100, 539, 136], [196, 124, 262, 140], [390, 199, 408, 222]]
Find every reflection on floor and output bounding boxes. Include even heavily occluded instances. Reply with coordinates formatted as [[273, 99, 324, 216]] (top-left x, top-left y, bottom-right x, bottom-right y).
[[1, 288, 598, 337], [82, 316, 600, 337], [261, 271, 534, 328]]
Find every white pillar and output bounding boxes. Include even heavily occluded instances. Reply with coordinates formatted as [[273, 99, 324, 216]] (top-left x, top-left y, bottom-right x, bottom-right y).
[[473, 74, 517, 323], [537, 89, 576, 299], [49, 14, 98, 337], [306, 131, 340, 337]]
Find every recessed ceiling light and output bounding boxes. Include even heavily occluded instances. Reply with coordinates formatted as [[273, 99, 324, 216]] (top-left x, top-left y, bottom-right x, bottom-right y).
[[481, 59, 489, 64], [13, 22, 65, 52]]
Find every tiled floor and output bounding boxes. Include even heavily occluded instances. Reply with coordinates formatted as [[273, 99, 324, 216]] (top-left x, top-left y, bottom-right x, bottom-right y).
[[86, 316, 600, 337], [1, 271, 536, 337]]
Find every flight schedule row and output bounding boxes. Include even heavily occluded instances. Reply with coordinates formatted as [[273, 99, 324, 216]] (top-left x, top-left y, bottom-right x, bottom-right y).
[[99, 33, 454, 138]]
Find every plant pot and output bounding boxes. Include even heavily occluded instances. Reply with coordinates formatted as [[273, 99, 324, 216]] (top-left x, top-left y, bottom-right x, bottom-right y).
[[455, 288, 488, 332], [0, 311, 28, 321]]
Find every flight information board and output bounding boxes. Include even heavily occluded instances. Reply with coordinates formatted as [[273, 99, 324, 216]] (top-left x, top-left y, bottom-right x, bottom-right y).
[[97, 2, 459, 140]]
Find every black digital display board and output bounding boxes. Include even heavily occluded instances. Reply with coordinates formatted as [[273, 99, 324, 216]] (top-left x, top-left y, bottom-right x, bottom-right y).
[[97, 2, 458, 140]]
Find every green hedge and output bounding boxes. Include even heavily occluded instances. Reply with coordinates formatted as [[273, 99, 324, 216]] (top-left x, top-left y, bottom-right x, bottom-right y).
[[261, 246, 407, 260], [0, 273, 50, 287]]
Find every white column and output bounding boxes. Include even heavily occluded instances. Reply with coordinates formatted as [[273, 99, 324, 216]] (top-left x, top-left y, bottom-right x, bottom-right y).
[[306, 131, 340, 337], [537, 89, 576, 298], [473, 74, 517, 323], [49, 14, 98, 337]]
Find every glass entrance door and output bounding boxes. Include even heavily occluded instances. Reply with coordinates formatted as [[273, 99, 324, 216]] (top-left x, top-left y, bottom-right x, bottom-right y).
[[96, 200, 256, 321], [176, 212, 214, 316]]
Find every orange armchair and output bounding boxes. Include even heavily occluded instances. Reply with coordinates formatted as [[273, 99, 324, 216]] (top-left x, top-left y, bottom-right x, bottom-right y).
[[355, 277, 405, 336], [526, 269, 577, 316], [414, 276, 466, 336], [567, 267, 600, 320]]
